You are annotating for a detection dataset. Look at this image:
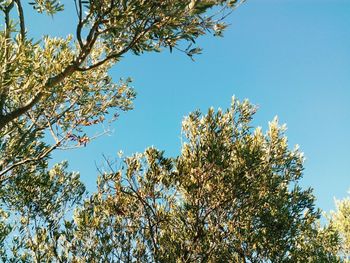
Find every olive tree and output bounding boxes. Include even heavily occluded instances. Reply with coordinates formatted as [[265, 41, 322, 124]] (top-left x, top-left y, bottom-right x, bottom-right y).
[[0, 0, 243, 181], [0, 1, 340, 261], [5, 98, 336, 262], [0, 0, 245, 260], [329, 192, 350, 261]]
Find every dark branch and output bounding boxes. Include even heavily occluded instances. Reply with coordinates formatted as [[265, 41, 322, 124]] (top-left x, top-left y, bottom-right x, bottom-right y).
[[14, 0, 26, 40]]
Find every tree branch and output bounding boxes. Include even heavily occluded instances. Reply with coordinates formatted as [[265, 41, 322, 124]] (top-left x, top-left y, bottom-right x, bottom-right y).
[[3, 1, 14, 39], [0, 140, 59, 180], [14, 0, 25, 40], [0, 90, 41, 131], [0, 64, 77, 131], [75, 0, 84, 48]]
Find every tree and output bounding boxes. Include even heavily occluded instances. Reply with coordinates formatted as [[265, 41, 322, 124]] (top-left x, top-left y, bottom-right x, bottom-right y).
[[1, 98, 340, 261], [0, 0, 244, 181], [329, 192, 350, 261], [0, 0, 248, 260], [0, 1, 340, 261]]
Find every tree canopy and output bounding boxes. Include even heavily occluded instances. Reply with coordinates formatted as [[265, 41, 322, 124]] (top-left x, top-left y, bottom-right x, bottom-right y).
[[0, 0, 345, 262], [0, 0, 243, 181], [329, 193, 350, 261], [0, 98, 341, 261]]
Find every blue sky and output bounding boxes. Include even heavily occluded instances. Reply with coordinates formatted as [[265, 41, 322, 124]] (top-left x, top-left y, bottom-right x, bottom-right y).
[[27, 0, 350, 213]]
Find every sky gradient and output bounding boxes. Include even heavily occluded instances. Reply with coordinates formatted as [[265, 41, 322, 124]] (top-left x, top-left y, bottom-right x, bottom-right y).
[[27, 0, 350, 214]]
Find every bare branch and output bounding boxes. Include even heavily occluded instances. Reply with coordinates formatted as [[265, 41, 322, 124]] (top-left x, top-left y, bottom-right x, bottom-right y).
[[75, 0, 84, 48], [76, 54, 116, 72], [14, 0, 26, 40]]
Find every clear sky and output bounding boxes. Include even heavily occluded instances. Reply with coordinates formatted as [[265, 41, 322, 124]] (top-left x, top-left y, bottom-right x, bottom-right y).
[[27, 0, 350, 214]]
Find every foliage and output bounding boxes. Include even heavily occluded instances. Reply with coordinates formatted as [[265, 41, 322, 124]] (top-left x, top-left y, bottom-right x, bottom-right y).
[[0, 161, 85, 261], [0, 0, 244, 181], [0, 98, 340, 262], [329, 192, 350, 261], [0, 1, 341, 261]]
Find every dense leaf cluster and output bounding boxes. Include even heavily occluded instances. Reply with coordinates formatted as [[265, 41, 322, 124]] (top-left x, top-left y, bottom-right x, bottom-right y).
[[0, 0, 241, 180], [0, 0, 345, 262], [0, 99, 341, 262]]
